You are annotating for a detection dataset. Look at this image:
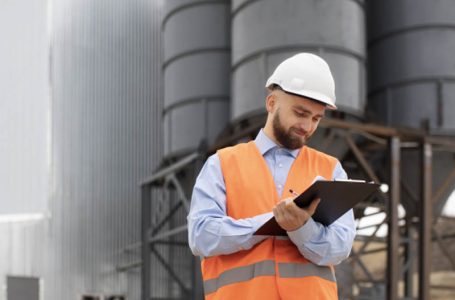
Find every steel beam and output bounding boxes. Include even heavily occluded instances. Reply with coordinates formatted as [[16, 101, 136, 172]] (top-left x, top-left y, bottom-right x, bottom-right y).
[[148, 225, 188, 243], [387, 137, 400, 300], [141, 185, 152, 300], [345, 134, 381, 183], [350, 248, 378, 285], [117, 261, 142, 272], [419, 141, 432, 300], [167, 173, 191, 212], [432, 167, 455, 213], [140, 152, 199, 186], [432, 228, 455, 270], [151, 201, 183, 236], [150, 246, 190, 295], [404, 217, 416, 298]]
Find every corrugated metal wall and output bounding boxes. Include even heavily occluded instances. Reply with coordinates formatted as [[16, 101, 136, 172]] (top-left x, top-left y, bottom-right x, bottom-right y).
[[47, 0, 163, 299]]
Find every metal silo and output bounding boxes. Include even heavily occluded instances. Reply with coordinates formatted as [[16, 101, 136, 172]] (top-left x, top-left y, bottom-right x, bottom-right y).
[[163, 0, 231, 157], [368, 0, 455, 131], [367, 2, 455, 298], [231, 0, 366, 120], [367, 0, 455, 215]]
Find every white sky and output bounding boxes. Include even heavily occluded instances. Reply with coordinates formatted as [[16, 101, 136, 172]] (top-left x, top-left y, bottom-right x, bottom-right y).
[[442, 189, 455, 217], [357, 196, 455, 238]]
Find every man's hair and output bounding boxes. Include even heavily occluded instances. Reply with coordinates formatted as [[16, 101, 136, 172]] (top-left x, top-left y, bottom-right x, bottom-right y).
[[267, 84, 328, 108], [267, 84, 283, 92]]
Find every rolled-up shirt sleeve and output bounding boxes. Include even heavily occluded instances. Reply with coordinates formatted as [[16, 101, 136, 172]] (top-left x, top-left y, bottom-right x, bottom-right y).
[[287, 161, 356, 266], [187, 154, 271, 257]]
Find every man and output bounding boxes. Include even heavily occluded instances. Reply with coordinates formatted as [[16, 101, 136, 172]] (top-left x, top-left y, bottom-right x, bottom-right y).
[[187, 53, 356, 300]]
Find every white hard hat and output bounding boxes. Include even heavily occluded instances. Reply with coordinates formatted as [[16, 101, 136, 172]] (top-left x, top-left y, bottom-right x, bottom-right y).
[[265, 53, 337, 109]]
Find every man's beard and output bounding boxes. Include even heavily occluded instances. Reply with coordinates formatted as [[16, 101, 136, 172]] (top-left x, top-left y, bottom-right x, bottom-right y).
[[272, 110, 308, 150]]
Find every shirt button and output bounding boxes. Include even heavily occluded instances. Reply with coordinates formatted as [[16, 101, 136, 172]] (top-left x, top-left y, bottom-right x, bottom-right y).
[[278, 163, 283, 168], [278, 184, 282, 189]]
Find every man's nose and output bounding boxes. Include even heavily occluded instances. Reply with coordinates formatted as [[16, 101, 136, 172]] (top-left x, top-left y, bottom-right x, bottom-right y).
[[297, 119, 312, 133]]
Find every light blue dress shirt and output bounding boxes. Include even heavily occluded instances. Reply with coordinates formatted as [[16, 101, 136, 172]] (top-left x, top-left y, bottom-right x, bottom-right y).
[[187, 129, 356, 266]]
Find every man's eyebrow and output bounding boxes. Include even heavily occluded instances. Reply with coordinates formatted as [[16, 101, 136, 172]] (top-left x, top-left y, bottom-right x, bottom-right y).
[[292, 106, 325, 118]]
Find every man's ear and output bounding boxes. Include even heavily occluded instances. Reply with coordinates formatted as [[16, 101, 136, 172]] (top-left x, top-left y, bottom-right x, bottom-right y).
[[265, 93, 277, 113]]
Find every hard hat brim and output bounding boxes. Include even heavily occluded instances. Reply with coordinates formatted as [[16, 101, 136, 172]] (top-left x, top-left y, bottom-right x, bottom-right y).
[[283, 89, 337, 110], [267, 83, 337, 110]]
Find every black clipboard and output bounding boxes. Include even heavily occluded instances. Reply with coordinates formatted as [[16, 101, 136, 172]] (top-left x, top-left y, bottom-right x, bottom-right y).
[[254, 180, 380, 236]]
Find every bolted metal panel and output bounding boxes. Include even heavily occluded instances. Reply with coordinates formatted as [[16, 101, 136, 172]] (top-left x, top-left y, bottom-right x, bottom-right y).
[[163, 0, 231, 157], [367, 0, 455, 131], [231, 0, 366, 120]]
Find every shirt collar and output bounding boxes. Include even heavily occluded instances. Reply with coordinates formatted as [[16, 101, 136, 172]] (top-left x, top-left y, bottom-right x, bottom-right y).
[[254, 129, 300, 158]]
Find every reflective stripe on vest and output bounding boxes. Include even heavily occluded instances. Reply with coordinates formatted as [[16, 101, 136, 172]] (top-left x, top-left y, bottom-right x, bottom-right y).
[[203, 259, 336, 295], [278, 263, 336, 282], [203, 260, 275, 295]]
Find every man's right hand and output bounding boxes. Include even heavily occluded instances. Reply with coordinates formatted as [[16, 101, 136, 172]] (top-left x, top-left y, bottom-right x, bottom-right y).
[[273, 197, 320, 232]]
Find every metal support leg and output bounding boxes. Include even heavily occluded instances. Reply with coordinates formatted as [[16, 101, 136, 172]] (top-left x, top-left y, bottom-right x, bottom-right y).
[[404, 217, 416, 298], [387, 137, 400, 300], [419, 141, 432, 300], [141, 185, 152, 300]]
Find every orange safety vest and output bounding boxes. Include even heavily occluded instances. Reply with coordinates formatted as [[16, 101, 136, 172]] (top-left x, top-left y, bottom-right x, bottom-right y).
[[201, 141, 339, 300]]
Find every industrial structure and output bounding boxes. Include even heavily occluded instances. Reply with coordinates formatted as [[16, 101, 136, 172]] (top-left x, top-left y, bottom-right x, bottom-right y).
[[1, 0, 455, 300], [140, 0, 455, 299]]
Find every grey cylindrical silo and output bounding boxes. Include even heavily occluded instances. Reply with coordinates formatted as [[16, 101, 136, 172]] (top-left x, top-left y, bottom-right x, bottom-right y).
[[368, 0, 455, 217], [231, 0, 366, 120], [163, 0, 231, 157], [367, 0, 455, 131]]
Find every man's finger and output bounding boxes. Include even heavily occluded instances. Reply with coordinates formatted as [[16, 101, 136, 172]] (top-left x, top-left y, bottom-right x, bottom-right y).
[[285, 201, 303, 216], [273, 203, 286, 219], [279, 197, 294, 205], [307, 197, 321, 215]]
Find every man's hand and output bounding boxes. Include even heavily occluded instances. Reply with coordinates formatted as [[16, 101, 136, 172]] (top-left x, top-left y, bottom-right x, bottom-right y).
[[273, 197, 320, 232]]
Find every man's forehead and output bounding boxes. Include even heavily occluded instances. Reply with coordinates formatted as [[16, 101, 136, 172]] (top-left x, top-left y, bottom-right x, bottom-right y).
[[278, 90, 322, 106], [290, 97, 326, 112]]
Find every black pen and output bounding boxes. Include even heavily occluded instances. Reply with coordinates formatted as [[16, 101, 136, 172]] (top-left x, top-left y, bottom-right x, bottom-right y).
[[289, 189, 299, 197]]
